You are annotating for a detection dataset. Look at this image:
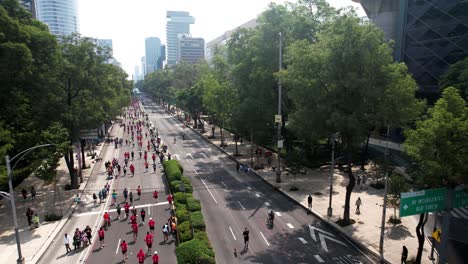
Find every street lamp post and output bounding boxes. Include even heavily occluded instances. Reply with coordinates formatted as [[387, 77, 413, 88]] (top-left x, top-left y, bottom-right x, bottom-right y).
[[379, 125, 391, 263], [4, 144, 55, 264], [327, 133, 339, 217], [276, 31, 283, 183]]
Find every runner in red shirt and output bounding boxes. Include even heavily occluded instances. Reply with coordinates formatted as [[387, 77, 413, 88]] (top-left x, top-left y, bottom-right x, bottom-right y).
[[132, 222, 139, 241], [98, 227, 105, 248], [130, 214, 137, 225], [144, 231, 153, 254], [137, 186, 142, 199], [137, 248, 145, 264], [153, 190, 158, 200], [103, 212, 111, 228], [129, 164, 135, 176], [124, 202, 130, 218], [152, 251, 159, 264], [120, 240, 128, 262], [167, 194, 173, 209], [148, 217, 155, 234]]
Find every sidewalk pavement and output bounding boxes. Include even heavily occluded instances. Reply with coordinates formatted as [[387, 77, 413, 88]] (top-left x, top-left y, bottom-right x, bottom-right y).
[[0, 126, 115, 263], [171, 110, 434, 264]]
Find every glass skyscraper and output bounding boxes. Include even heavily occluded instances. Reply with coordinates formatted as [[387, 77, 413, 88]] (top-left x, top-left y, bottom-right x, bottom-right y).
[[35, 0, 79, 37], [145, 37, 162, 75], [166, 11, 195, 66]]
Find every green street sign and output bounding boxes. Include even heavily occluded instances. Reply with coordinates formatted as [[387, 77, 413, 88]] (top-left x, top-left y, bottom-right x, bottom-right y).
[[454, 188, 468, 208], [400, 188, 446, 217]]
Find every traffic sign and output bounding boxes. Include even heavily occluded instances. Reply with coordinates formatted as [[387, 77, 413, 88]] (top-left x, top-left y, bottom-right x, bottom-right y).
[[400, 188, 446, 217], [432, 228, 441, 243], [454, 188, 468, 208], [274, 114, 282, 124]]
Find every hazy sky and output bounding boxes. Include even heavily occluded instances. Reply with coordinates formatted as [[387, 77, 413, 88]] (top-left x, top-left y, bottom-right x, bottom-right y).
[[78, 0, 365, 77]]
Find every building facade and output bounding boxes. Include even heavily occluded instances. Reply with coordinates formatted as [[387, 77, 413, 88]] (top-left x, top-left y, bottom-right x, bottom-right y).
[[145, 37, 162, 75], [206, 18, 257, 62], [141, 56, 146, 77], [178, 35, 205, 64], [166, 11, 195, 66], [35, 0, 79, 37], [354, 0, 468, 97], [18, 0, 36, 18], [157, 45, 166, 69]]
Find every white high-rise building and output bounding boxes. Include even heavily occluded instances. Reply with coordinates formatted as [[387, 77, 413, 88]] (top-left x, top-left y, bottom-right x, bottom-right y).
[[166, 11, 195, 66], [35, 0, 79, 37]]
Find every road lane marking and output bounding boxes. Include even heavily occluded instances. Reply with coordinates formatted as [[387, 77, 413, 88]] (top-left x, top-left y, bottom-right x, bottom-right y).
[[237, 201, 246, 210], [116, 238, 121, 254], [201, 179, 218, 204], [339, 233, 374, 263], [229, 227, 237, 240], [287, 223, 294, 229], [264, 202, 270, 206], [148, 205, 150, 215], [209, 169, 214, 173], [221, 181, 228, 189], [247, 186, 252, 190], [314, 255, 325, 263], [194, 169, 198, 175], [299, 237, 308, 244], [201, 153, 208, 159], [75, 202, 169, 217], [255, 193, 260, 197], [275, 212, 282, 216], [186, 153, 193, 159], [259, 232, 270, 246]]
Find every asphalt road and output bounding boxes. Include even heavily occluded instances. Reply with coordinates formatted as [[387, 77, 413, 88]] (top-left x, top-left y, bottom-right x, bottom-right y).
[[39, 106, 177, 264], [144, 100, 380, 264]]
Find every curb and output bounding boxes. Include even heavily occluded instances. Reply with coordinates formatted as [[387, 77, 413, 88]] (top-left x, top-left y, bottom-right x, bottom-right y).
[[32, 125, 114, 264], [171, 112, 387, 263]]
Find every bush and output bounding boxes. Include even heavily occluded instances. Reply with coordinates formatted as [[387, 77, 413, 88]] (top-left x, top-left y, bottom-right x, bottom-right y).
[[164, 160, 182, 182], [181, 176, 193, 193], [174, 192, 188, 204], [190, 211, 206, 231], [171, 180, 181, 191], [176, 238, 215, 264], [178, 221, 193, 243], [176, 204, 189, 223], [186, 197, 201, 212]]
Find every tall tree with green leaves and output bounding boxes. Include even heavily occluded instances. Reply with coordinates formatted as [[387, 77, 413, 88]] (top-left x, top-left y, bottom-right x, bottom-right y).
[[283, 15, 422, 224], [440, 57, 468, 101]]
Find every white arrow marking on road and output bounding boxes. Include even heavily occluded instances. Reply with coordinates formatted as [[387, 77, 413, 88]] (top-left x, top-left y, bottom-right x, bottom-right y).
[[237, 201, 246, 210], [259, 232, 270, 246], [229, 227, 237, 240], [314, 255, 325, 263], [287, 223, 294, 229], [116, 238, 121, 254], [309, 225, 347, 252], [201, 179, 218, 204], [298, 237, 308, 244]]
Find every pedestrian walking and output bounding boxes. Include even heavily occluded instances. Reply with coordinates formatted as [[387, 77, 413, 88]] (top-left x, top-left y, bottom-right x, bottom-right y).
[[137, 186, 142, 199], [21, 188, 27, 200], [73, 233, 80, 251], [26, 208, 34, 226], [137, 248, 145, 264], [64, 233, 71, 254], [93, 193, 97, 205], [84, 226, 92, 244], [111, 190, 117, 205], [32, 214, 40, 228], [132, 222, 139, 242], [131, 151, 134, 161], [162, 223, 169, 242], [145, 161, 149, 172], [152, 251, 159, 264], [124, 202, 130, 218], [307, 194, 313, 211], [236, 162, 240, 173], [355, 197, 362, 214], [123, 188, 128, 202], [98, 227, 105, 248], [130, 164, 135, 176], [401, 245, 408, 264], [243, 228, 250, 249], [167, 194, 173, 208], [149, 218, 155, 234], [31, 187, 36, 200], [129, 192, 133, 204], [145, 231, 153, 254], [153, 190, 158, 200], [123, 165, 127, 176], [116, 203, 122, 219], [120, 240, 128, 262], [153, 162, 157, 173], [98, 191, 103, 203], [140, 208, 146, 224]]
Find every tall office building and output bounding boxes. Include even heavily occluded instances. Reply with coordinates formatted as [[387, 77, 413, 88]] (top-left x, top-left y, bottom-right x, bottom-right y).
[[157, 45, 166, 70], [18, 0, 37, 18], [141, 56, 146, 77], [145, 37, 162, 75], [166, 11, 195, 66], [35, 0, 79, 37], [353, 0, 468, 97], [96, 39, 113, 52], [178, 35, 205, 64]]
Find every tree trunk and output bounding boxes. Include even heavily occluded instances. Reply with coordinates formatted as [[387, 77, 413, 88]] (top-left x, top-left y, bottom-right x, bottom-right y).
[[361, 132, 371, 170], [80, 139, 86, 169], [64, 148, 78, 189], [220, 125, 224, 147], [234, 135, 239, 156], [415, 213, 428, 263], [343, 136, 356, 224], [193, 114, 198, 129]]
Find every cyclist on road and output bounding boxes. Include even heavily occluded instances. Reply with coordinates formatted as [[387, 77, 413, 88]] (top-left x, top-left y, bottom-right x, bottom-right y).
[[120, 240, 128, 262]]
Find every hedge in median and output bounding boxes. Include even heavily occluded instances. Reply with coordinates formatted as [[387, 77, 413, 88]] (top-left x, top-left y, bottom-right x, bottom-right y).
[[176, 238, 215, 264], [178, 221, 193, 243], [164, 160, 182, 182], [190, 211, 205, 231], [186, 197, 201, 212]]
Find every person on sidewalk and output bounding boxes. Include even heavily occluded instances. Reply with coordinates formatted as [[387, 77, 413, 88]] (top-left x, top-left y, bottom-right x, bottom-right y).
[[355, 197, 362, 214], [64, 233, 71, 254], [162, 223, 169, 242], [31, 187, 36, 200], [84, 226, 92, 244], [26, 208, 34, 226], [32, 214, 40, 228], [401, 245, 408, 263], [21, 188, 27, 200], [243, 227, 250, 249], [307, 195, 313, 211]]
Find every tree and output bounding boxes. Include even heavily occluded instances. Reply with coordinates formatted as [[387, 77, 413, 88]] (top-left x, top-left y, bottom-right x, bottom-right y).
[[283, 15, 422, 224], [387, 173, 409, 223], [440, 57, 468, 101]]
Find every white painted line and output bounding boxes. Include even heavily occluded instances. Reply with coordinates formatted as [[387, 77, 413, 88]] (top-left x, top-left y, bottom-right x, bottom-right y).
[[287, 223, 294, 229], [339, 233, 374, 263], [201, 153, 208, 159], [314, 255, 325, 263], [115, 238, 121, 254], [148, 205, 150, 215], [247, 186, 252, 190], [299, 237, 308, 244], [201, 179, 218, 204], [221, 181, 228, 189], [237, 201, 246, 210], [229, 227, 237, 240], [264, 202, 270, 206], [194, 169, 198, 175], [75, 202, 169, 217], [275, 212, 282, 216], [259, 232, 270, 246], [209, 169, 214, 173], [255, 193, 261, 197], [186, 153, 193, 159]]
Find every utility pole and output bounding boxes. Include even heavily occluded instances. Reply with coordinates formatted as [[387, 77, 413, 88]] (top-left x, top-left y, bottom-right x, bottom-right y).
[[327, 133, 338, 217], [276, 31, 283, 183], [379, 125, 390, 263]]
